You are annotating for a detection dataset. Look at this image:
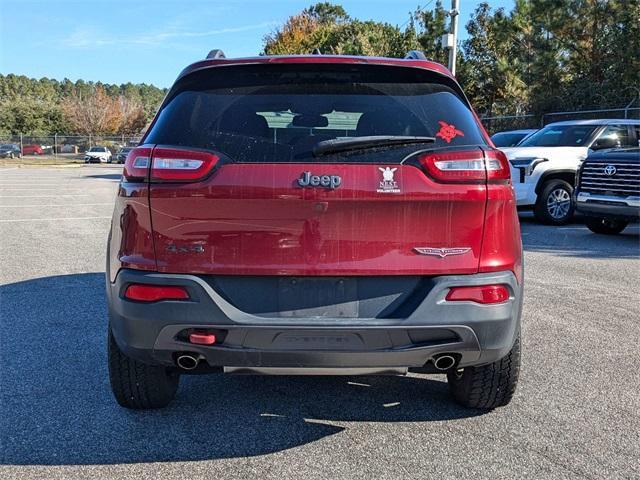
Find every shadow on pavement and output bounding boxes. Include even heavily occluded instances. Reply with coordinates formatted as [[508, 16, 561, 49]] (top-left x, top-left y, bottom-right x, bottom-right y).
[[0, 273, 483, 466], [83, 173, 122, 180], [519, 215, 640, 259]]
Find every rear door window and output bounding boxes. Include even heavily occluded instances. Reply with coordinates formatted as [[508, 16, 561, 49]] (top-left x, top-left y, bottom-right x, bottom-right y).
[[145, 64, 487, 164], [596, 125, 635, 148]]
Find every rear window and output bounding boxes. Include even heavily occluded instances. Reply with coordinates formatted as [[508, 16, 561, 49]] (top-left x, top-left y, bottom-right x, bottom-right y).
[[145, 64, 486, 163]]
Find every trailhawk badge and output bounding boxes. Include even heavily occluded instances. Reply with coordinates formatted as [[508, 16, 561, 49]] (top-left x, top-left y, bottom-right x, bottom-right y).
[[413, 247, 471, 258], [377, 167, 400, 193]]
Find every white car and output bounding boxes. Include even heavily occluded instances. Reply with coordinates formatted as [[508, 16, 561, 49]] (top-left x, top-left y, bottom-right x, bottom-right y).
[[502, 119, 640, 224], [84, 146, 112, 163]]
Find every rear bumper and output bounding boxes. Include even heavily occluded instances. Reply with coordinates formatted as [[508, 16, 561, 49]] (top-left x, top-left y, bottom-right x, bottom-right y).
[[576, 192, 640, 220], [107, 269, 523, 371]]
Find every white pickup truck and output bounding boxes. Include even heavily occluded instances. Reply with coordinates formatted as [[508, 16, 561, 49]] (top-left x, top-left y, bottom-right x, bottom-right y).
[[502, 119, 640, 224]]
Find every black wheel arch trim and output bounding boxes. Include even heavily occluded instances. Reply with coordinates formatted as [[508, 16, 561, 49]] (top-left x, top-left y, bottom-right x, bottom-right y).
[[535, 169, 577, 195]]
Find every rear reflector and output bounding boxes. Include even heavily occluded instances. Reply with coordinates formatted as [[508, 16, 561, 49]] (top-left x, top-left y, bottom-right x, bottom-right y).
[[418, 149, 511, 184], [151, 148, 219, 182], [189, 332, 217, 345], [124, 284, 190, 302], [445, 285, 510, 304]]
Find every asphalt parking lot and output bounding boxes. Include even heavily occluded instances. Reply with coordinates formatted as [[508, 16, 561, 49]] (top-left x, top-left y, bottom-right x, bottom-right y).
[[0, 165, 638, 480]]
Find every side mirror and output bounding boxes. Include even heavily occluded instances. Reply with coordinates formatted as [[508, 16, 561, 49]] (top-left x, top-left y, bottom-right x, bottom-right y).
[[592, 136, 619, 150]]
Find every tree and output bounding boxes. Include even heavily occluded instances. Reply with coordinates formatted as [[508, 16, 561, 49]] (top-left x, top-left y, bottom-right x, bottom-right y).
[[0, 74, 166, 134], [63, 86, 121, 135], [263, 2, 411, 57], [461, 3, 529, 117]]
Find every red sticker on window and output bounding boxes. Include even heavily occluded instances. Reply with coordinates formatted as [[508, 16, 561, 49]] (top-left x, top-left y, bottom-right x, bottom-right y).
[[436, 121, 464, 143]]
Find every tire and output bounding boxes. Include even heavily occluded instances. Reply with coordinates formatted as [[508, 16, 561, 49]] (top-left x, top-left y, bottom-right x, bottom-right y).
[[9, 153, 14, 159], [585, 217, 628, 235], [108, 329, 180, 409], [447, 333, 521, 409], [534, 179, 574, 225]]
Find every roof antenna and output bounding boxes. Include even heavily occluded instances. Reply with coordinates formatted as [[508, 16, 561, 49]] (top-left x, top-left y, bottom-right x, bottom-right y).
[[311, 48, 322, 55], [206, 49, 226, 59]]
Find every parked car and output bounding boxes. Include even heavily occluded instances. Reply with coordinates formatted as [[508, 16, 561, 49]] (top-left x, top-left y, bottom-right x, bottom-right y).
[[491, 129, 537, 148], [0, 144, 22, 158], [114, 146, 133, 163], [575, 147, 639, 234], [107, 50, 523, 411], [502, 119, 640, 224], [84, 146, 112, 163], [22, 144, 44, 155]]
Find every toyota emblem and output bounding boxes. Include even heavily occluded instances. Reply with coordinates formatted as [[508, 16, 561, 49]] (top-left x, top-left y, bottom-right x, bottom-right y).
[[603, 165, 617, 176]]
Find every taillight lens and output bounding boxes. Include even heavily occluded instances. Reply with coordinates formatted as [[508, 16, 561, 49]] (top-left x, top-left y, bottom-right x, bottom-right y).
[[445, 285, 510, 304], [419, 150, 486, 183], [418, 149, 511, 184], [124, 284, 190, 302], [151, 147, 219, 182], [484, 149, 511, 182], [123, 147, 152, 181]]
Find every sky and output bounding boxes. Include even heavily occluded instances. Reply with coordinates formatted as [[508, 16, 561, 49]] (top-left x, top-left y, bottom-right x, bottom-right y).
[[0, 0, 513, 88]]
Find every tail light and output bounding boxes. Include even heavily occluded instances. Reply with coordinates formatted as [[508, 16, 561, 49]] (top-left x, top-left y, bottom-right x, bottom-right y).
[[484, 149, 511, 182], [123, 147, 152, 181], [151, 147, 219, 182], [122, 146, 219, 182], [418, 149, 511, 184], [445, 285, 510, 304], [124, 284, 190, 302]]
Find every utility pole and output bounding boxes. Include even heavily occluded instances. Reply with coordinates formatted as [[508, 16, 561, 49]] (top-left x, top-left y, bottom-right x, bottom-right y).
[[448, 0, 460, 76]]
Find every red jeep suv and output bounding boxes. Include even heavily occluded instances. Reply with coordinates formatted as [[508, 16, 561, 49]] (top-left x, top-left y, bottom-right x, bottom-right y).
[[107, 51, 523, 410]]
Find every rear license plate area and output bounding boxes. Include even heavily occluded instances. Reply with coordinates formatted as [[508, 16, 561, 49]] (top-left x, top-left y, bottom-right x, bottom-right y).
[[278, 277, 358, 318]]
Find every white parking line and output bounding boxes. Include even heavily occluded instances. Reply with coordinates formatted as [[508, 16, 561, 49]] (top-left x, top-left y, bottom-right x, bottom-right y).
[[0, 194, 91, 198], [0, 203, 113, 208], [0, 216, 111, 223], [0, 188, 88, 191]]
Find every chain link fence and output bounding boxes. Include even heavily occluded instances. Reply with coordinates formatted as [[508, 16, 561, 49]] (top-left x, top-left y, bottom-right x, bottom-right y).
[[0, 134, 143, 158], [481, 106, 640, 134]]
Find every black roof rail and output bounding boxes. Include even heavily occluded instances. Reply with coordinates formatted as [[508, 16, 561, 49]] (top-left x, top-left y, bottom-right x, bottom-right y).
[[404, 50, 428, 60], [206, 49, 226, 59], [311, 48, 322, 55]]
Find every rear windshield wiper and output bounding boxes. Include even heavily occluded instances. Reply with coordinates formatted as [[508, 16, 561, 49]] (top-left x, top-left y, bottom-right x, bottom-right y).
[[313, 135, 436, 157]]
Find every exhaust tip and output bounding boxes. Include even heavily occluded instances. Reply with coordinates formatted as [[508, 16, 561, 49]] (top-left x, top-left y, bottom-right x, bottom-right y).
[[176, 354, 199, 370], [433, 354, 456, 371]]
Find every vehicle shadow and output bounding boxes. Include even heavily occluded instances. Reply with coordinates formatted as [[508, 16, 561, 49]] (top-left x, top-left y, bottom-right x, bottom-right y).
[[519, 214, 640, 259], [84, 173, 122, 180], [0, 273, 483, 466]]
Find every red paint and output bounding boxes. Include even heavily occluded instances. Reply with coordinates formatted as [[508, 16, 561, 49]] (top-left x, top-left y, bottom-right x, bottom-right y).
[[148, 162, 487, 276], [22, 144, 44, 155], [108, 158, 156, 282], [436, 121, 465, 143], [478, 179, 523, 284], [124, 284, 190, 302], [446, 285, 510, 304]]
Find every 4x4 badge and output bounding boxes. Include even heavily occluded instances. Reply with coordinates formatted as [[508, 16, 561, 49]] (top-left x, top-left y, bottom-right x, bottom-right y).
[[414, 247, 471, 258]]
